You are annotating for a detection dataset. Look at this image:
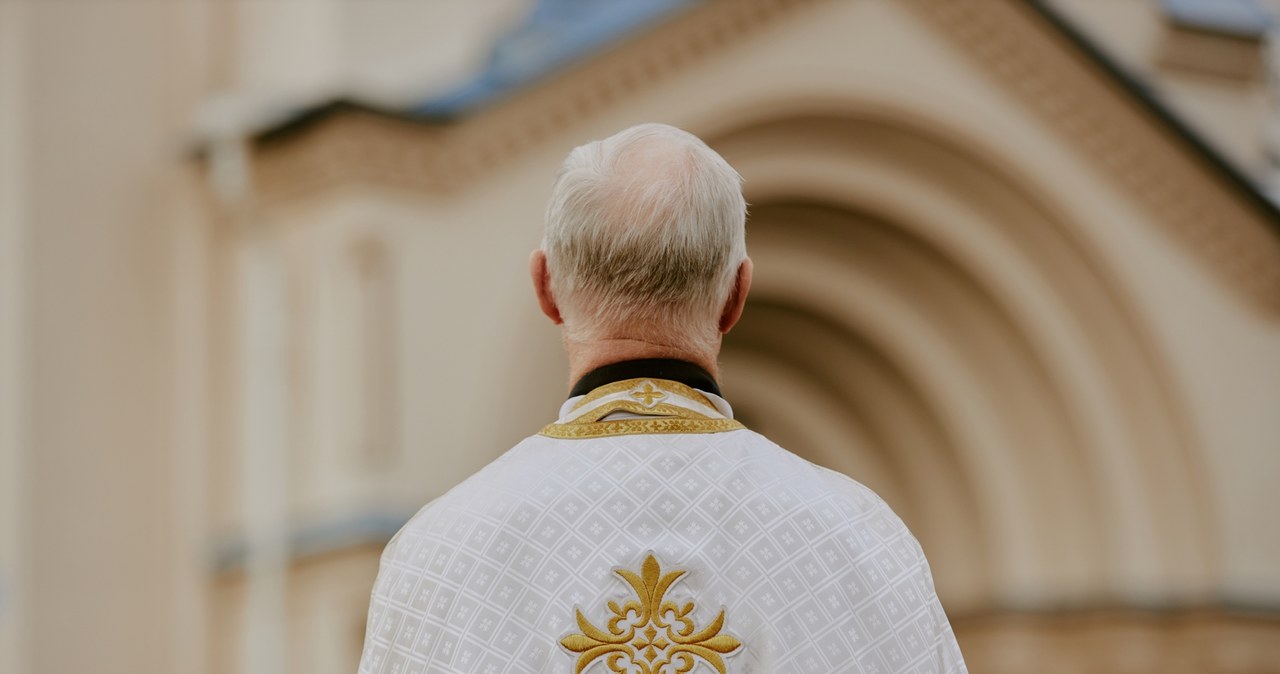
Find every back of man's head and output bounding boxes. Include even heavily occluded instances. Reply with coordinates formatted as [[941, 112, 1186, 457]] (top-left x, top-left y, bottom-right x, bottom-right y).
[[542, 123, 747, 350]]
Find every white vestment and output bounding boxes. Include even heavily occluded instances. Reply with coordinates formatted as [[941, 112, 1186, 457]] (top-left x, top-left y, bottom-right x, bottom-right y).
[[359, 376, 967, 673]]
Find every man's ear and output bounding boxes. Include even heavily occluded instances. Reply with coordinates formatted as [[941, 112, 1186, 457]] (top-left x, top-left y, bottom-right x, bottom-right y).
[[719, 257, 753, 334], [530, 250, 563, 325]]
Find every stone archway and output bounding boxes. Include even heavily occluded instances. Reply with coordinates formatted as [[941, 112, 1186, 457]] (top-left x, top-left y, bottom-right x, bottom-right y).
[[712, 110, 1217, 614]]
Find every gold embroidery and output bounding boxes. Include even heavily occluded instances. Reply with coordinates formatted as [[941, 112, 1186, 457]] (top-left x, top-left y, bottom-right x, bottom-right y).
[[549, 378, 743, 439], [539, 418, 745, 439], [575, 401, 711, 424], [560, 554, 742, 674], [630, 382, 667, 407], [571, 378, 716, 412]]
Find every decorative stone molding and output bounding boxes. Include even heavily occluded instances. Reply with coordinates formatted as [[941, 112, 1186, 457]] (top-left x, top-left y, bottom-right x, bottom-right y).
[[248, 0, 822, 203], [241, 0, 1280, 313], [252, 110, 454, 201], [1156, 24, 1265, 81], [907, 0, 1280, 314]]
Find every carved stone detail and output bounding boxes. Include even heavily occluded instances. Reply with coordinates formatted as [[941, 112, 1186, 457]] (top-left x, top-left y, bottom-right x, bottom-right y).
[[244, 0, 1280, 313], [907, 0, 1280, 313], [250, 0, 821, 201]]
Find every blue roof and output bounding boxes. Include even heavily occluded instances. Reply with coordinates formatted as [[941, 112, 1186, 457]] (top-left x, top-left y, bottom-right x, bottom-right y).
[[412, 0, 701, 118], [1161, 0, 1274, 37]]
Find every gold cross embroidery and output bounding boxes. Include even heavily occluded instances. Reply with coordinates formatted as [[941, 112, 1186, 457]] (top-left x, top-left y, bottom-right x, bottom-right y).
[[629, 382, 667, 407]]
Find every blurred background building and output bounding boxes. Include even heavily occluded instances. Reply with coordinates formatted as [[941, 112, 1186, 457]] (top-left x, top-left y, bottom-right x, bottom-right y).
[[3, 0, 1280, 673]]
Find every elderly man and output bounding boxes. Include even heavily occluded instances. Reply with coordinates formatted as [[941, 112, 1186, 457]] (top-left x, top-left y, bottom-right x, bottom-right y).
[[358, 124, 967, 673]]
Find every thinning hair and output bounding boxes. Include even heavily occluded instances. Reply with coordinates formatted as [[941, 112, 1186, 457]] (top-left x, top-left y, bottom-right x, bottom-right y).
[[543, 123, 747, 349]]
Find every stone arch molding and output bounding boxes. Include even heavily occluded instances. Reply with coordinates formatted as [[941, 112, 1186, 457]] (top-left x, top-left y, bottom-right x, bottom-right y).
[[711, 108, 1217, 613]]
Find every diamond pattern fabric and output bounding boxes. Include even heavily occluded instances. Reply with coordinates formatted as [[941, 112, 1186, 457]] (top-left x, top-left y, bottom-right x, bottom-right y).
[[358, 424, 967, 673]]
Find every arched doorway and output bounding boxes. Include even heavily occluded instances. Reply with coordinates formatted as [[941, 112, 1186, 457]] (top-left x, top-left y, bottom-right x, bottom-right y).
[[713, 110, 1216, 616]]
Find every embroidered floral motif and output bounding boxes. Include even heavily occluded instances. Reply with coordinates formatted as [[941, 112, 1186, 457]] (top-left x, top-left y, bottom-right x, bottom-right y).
[[560, 554, 742, 673]]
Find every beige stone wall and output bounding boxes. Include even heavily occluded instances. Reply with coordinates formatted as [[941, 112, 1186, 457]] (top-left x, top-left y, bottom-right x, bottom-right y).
[[2, 1, 534, 672], [212, 547, 381, 674], [0, 2, 29, 672], [1044, 0, 1273, 174], [11, 2, 194, 673]]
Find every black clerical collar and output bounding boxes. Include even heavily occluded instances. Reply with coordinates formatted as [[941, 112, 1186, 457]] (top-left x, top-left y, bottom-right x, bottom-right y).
[[569, 359, 721, 399]]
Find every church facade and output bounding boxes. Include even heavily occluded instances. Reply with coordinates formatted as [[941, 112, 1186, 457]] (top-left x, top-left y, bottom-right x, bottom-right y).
[[4, 1, 1280, 673]]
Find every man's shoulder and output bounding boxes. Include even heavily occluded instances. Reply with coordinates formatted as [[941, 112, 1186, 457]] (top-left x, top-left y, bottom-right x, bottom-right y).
[[387, 434, 554, 534], [735, 430, 904, 521], [385, 427, 909, 558]]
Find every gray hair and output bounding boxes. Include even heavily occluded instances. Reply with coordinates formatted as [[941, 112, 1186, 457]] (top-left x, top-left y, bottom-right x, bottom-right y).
[[542, 123, 747, 347]]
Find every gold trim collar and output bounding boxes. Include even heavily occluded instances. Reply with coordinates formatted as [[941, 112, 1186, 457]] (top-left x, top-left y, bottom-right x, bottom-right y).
[[540, 378, 745, 439]]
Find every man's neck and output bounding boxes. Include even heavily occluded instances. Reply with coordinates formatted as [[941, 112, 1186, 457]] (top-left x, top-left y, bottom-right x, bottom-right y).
[[565, 337, 719, 391]]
